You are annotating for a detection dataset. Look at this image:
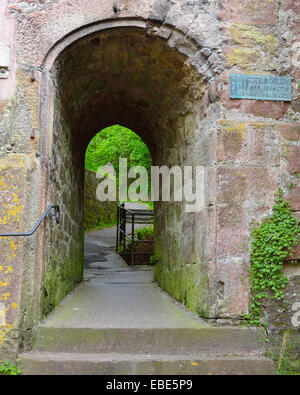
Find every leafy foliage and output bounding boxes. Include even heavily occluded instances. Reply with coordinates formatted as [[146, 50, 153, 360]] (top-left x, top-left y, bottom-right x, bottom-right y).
[[245, 189, 300, 326], [135, 225, 154, 241], [0, 361, 22, 376], [85, 125, 152, 179]]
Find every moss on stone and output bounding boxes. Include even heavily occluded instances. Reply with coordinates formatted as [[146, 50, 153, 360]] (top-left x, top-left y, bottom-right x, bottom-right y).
[[42, 240, 84, 316], [155, 256, 210, 319]]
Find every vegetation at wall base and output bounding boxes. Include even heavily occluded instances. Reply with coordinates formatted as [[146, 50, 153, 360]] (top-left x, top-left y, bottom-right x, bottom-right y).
[[245, 189, 300, 327], [0, 361, 22, 376], [135, 225, 154, 241], [120, 225, 154, 266], [84, 220, 117, 233]]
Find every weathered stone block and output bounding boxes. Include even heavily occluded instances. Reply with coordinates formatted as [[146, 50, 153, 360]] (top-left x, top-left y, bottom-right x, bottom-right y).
[[184, 263, 210, 318], [182, 213, 196, 264], [219, 0, 278, 25], [217, 121, 248, 162], [279, 124, 300, 142], [225, 23, 278, 55], [217, 166, 248, 204], [216, 205, 248, 258], [172, 269, 185, 304], [282, 145, 300, 176], [224, 46, 260, 70], [216, 258, 250, 317], [248, 123, 279, 166], [0, 154, 35, 358], [207, 207, 216, 262], [287, 212, 300, 261], [247, 167, 278, 201], [283, 0, 300, 13], [286, 186, 300, 211], [247, 101, 289, 120], [263, 275, 300, 333]]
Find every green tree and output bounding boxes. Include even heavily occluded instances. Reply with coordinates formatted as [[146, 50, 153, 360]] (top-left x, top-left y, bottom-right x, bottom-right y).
[[85, 125, 152, 175], [85, 125, 152, 199]]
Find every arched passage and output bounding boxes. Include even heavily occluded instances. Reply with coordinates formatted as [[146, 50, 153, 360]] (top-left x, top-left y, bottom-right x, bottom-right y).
[[41, 22, 216, 319]]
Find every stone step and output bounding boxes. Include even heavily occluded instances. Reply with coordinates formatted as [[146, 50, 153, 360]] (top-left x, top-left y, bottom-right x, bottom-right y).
[[19, 351, 274, 375], [31, 326, 266, 355]]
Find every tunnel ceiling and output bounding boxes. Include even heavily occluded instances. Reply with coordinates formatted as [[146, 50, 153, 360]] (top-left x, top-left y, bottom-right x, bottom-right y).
[[51, 27, 206, 152]]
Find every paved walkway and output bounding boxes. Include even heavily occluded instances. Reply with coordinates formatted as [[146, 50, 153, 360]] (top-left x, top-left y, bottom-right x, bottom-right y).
[[41, 203, 208, 330], [19, 202, 273, 374]]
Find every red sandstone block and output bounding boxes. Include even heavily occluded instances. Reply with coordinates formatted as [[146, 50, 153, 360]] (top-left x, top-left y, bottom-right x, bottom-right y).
[[283, 146, 300, 175], [209, 129, 217, 163], [288, 241, 300, 261], [292, 212, 300, 222], [243, 100, 289, 120], [247, 167, 278, 201], [215, 258, 250, 316], [292, 67, 300, 81], [248, 124, 279, 165], [281, 126, 300, 175], [217, 165, 278, 208], [283, 0, 300, 13], [217, 121, 248, 162], [289, 212, 300, 261], [206, 207, 216, 261], [279, 124, 300, 142], [218, 0, 278, 25], [217, 166, 248, 204], [286, 186, 300, 211], [216, 205, 248, 257]]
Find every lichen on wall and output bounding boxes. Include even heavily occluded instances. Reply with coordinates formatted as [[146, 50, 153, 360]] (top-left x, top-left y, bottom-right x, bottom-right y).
[[0, 155, 30, 358]]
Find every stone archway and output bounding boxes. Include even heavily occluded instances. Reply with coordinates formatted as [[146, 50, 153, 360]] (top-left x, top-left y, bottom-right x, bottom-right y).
[[2, 0, 298, 364], [40, 21, 219, 319]]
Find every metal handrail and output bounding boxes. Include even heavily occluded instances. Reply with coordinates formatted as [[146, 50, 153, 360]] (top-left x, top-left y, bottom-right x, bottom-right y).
[[116, 203, 153, 265], [0, 205, 60, 237]]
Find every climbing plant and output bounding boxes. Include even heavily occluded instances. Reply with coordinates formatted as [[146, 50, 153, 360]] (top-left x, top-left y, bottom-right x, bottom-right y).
[[245, 189, 300, 326], [0, 361, 22, 376]]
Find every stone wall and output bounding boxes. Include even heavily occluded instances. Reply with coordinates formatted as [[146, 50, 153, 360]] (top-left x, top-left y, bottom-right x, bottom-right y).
[[40, 92, 85, 318], [84, 169, 117, 231], [46, 21, 217, 328]]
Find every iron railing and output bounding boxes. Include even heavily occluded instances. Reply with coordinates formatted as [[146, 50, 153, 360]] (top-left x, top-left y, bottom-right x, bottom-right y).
[[0, 205, 60, 237], [116, 203, 153, 265]]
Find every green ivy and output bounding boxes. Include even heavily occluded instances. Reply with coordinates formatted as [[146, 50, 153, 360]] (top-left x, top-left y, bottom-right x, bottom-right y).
[[245, 189, 300, 326], [0, 361, 22, 376]]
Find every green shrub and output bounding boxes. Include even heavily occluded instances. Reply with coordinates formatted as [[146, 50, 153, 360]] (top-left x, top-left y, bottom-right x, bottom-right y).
[[135, 225, 154, 240], [0, 361, 22, 376], [245, 189, 300, 326]]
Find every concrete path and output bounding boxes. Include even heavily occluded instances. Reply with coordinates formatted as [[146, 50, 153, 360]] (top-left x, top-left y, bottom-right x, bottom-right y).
[[19, 202, 274, 374], [43, 213, 208, 329], [86, 202, 152, 248]]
